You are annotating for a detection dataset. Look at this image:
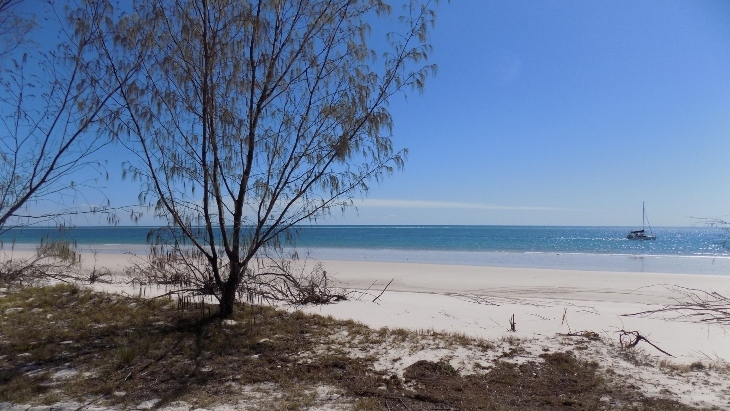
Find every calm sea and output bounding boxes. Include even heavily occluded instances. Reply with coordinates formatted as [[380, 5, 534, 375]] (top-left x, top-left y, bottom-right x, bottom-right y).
[[3, 225, 730, 275]]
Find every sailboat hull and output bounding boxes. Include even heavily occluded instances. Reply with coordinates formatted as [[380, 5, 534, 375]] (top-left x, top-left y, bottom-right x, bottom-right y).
[[627, 233, 656, 240]]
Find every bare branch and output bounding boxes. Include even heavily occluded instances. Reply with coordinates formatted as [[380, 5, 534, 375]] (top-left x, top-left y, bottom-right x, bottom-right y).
[[624, 285, 730, 326], [618, 330, 674, 357], [0, 0, 146, 233], [103, 0, 439, 317]]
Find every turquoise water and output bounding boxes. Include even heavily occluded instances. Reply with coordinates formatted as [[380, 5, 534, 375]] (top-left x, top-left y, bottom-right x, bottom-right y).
[[291, 225, 728, 256], [3, 225, 730, 274], [1, 225, 728, 255]]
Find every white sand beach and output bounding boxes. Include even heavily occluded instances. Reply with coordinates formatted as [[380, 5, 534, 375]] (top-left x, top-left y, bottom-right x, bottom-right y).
[[303, 260, 730, 362], [4, 247, 730, 408], [299, 260, 730, 408]]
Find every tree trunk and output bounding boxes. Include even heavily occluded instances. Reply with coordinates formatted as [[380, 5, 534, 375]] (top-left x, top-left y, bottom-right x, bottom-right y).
[[219, 281, 236, 318]]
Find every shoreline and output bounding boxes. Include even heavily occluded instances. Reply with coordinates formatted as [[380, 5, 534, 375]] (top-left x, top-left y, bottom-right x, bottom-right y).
[[5, 243, 730, 276], [303, 247, 730, 276]]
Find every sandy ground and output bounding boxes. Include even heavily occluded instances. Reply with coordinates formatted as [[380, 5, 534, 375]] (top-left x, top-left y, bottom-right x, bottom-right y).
[[299, 260, 730, 409], [3, 248, 730, 409], [304, 260, 730, 364]]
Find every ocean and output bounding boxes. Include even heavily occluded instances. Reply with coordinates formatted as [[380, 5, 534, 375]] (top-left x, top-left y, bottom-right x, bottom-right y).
[[2, 225, 730, 275]]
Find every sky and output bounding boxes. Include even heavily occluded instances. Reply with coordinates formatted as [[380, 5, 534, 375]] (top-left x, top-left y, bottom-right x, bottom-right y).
[[19, 0, 730, 227], [333, 0, 730, 226]]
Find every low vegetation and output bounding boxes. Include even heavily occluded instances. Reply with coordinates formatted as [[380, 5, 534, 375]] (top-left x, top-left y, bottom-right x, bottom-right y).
[[0, 285, 724, 410]]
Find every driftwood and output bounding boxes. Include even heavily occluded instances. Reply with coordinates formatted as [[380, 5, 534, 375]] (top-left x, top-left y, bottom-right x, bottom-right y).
[[372, 278, 394, 303], [247, 260, 349, 305], [619, 330, 673, 357], [351, 280, 379, 302], [624, 285, 730, 326]]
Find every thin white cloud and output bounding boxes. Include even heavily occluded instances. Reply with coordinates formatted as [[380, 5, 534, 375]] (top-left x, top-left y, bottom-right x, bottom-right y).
[[355, 199, 575, 212]]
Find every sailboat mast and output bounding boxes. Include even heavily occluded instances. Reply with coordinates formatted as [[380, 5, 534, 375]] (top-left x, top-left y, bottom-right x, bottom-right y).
[[642, 201, 645, 231]]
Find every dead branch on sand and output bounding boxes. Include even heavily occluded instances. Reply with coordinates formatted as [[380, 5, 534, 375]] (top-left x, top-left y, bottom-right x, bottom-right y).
[[245, 258, 349, 305], [372, 278, 394, 303], [624, 285, 730, 326], [619, 330, 673, 357]]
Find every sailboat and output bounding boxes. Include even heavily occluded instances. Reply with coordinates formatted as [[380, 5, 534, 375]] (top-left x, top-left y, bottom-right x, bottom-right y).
[[627, 202, 656, 240]]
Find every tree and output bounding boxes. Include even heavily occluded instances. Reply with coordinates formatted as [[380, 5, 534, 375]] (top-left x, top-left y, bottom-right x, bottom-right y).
[[0, 1, 144, 234], [110, 0, 438, 317], [0, 0, 35, 59]]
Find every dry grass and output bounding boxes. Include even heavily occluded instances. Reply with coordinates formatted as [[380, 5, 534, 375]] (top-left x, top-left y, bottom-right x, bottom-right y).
[[0, 285, 722, 410]]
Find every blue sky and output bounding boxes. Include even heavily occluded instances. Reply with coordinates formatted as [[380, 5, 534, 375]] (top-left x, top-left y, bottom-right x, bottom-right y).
[[332, 0, 730, 226], [76, 1, 730, 226]]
